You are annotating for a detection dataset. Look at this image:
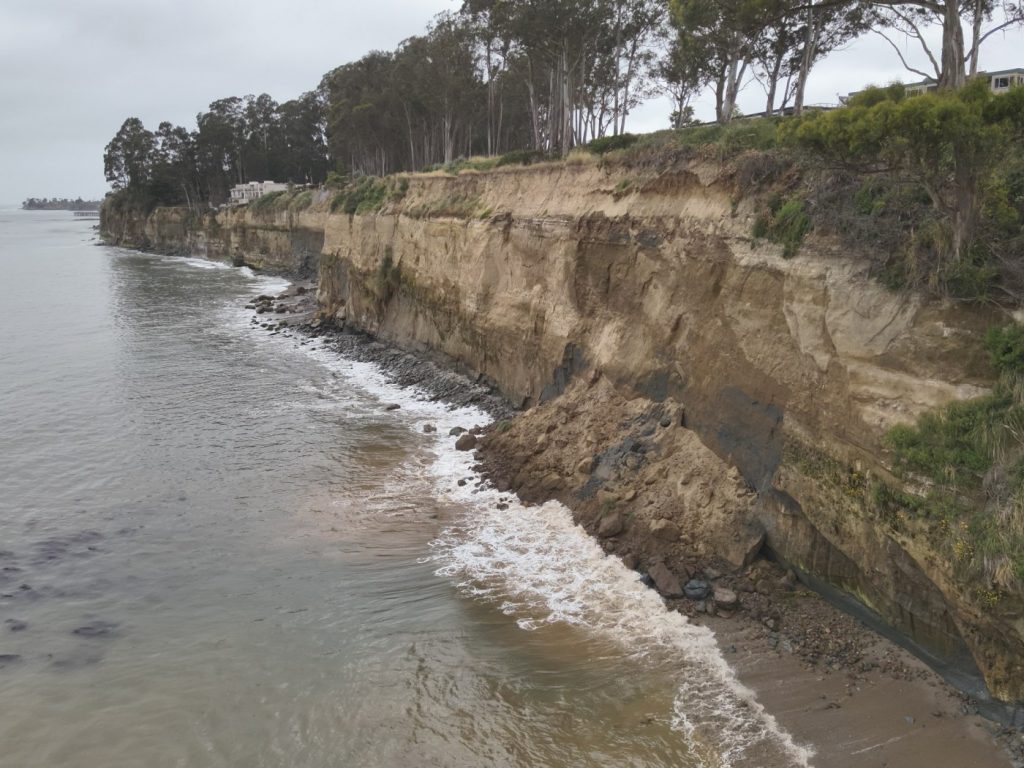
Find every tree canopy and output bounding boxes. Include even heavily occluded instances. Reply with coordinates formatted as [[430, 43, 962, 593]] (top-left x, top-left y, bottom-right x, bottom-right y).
[[103, 0, 1024, 210]]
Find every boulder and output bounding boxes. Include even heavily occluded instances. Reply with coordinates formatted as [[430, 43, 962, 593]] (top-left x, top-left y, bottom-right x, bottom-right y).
[[647, 562, 684, 598], [684, 579, 711, 600], [422, 424, 437, 433], [713, 586, 739, 610], [598, 513, 624, 538], [455, 433, 478, 451], [723, 525, 766, 569], [649, 519, 681, 541], [449, 427, 466, 436], [384, 403, 401, 411]]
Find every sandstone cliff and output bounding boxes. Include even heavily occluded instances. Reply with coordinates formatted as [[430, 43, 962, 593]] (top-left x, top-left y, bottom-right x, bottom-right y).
[[101, 159, 1023, 708]]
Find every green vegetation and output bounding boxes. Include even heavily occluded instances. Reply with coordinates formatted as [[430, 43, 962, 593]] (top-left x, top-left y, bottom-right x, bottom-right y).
[[375, 247, 402, 303], [406, 193, 483, 219], [22, 197, 100, 211], [881, 335, 1024, 588], [752, 197, 810, 258], [583, 133, 640, 154], [613, 177, 637, 196], [289, 189, 314, 212], [329, 176, 405, 215], [495, 149, 549, 168], [592, 119, 781, 170], [782, 82, 1024, 299], [426, 156, 501, 175], [249, 190, 288, 213], [987, 324, 1024, 375], [104, 91, 328, 210]]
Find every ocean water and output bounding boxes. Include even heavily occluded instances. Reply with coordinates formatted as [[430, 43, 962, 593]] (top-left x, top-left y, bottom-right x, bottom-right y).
[[0, 208, 811, 767]]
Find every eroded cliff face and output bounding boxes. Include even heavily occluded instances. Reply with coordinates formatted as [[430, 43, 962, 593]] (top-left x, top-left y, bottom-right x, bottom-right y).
[[315, 163, 1021, 704], [102, 162, 1023, 704], [101, 201, 327, 277]]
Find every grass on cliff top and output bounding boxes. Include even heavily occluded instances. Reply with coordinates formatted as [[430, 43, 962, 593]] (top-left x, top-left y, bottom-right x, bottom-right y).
[[329, 175, 408, 215], [249, 190, 288, 213], [879, 324, 1024, 592], [407, 123, 776, 178]]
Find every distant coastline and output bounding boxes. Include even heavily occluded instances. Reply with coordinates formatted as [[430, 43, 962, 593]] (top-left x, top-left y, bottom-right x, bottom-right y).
[[22, 197, 100, 212]]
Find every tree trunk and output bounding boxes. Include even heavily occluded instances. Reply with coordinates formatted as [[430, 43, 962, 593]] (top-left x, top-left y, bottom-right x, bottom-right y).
[[939, 0, 967, 90], [619, 38, 639, 135], [969, 0, 983, 76], [561, 43, 573, 155], [722, 58, 746, 124], [525, 75, 542, 151], [403, 105, 415, 170], [794, 8, 819, 116], [715, 73, 726, 123], [765, 53, 783, 116], [485, 39, 495, 156], [611, 2, 624, 136]]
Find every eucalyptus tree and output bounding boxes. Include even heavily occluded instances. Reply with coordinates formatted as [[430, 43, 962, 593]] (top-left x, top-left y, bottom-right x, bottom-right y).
[[655, 33, 707, 127], [151, 122, 200, 209], [275, 91, 329, 184], [103, 118, 156, 191], [241, 93, 280, 182], [322, 51, 400, 176], [787, 1, 867, 113], [668, 0, 768, 122]]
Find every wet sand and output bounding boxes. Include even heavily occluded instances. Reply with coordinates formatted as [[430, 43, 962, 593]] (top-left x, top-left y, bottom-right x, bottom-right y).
[[704, 613, 1015, 767]]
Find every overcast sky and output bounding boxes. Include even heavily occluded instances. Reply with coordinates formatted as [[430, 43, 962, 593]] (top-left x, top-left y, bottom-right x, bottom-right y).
[[1, 0, 1021, 204]]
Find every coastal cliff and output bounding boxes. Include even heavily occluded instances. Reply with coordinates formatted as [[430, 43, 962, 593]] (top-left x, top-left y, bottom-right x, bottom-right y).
[[102, 159, 1023, 708], [100, 199, 327, 278]]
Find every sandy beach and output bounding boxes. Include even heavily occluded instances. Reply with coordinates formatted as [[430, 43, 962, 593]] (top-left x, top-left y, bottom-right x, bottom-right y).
[[704, 605, 1016, 767]]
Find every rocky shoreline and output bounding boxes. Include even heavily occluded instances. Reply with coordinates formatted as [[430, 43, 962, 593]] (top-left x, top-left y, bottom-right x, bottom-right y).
[[246, 284, 512, 419], [245, 280, 1021, 766]]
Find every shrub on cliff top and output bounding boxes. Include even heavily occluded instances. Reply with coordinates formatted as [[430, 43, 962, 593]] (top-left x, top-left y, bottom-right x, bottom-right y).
[[782, 81, 1024, 300], [496, 149, 548, 167], [329, 176, 402, 215], [441, 156, 500, 174], [289, 189, 314, 212], [249, 190, 288, 213], [583, 133, 639, 155]]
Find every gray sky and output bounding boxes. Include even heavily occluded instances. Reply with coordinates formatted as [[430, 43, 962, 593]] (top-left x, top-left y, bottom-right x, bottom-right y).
[[1, 0, 1021, 204]]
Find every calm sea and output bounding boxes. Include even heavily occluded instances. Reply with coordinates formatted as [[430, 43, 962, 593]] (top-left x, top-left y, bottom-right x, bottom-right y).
[[0, 208, 809, 767]]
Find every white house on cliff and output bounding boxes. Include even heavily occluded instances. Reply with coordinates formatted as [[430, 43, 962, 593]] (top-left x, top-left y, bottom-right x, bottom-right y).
[[229, 181, 289, 205]]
